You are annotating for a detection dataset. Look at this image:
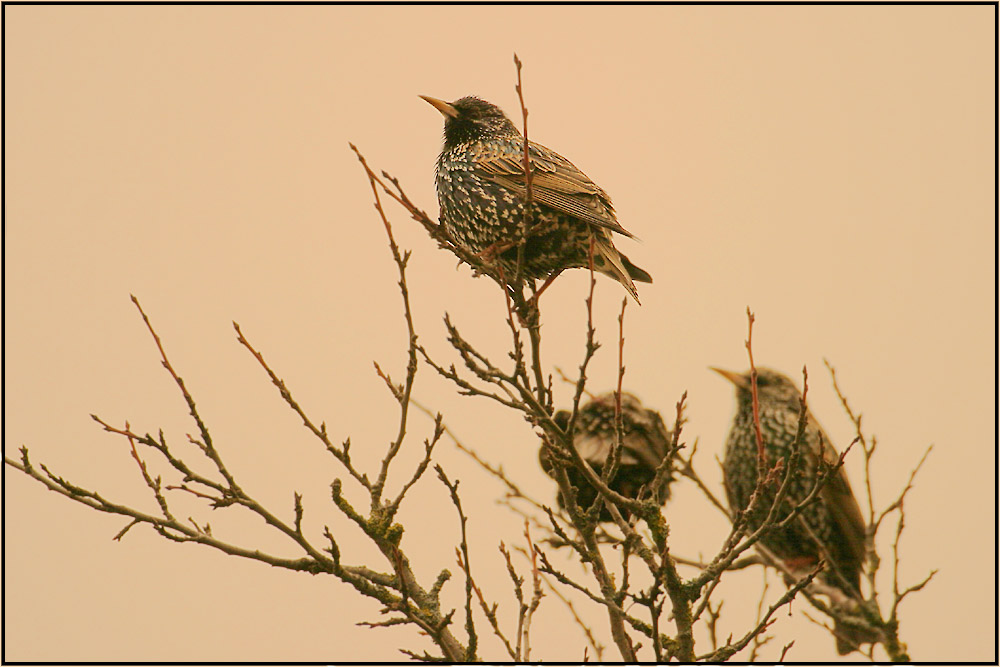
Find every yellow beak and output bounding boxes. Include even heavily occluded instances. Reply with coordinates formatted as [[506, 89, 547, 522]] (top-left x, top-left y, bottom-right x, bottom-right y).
[[419, 95, 460, 119], [710, 367, 749, 390]]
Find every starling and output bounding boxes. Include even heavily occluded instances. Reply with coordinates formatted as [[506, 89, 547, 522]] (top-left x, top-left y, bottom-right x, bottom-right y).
[[713, 367, 876, 654], [539, 392, 674, 521], [421, 95, 652, 303]]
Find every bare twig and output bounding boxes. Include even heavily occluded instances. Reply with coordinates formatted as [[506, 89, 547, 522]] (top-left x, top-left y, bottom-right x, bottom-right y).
[[437, 466, 478, 661], [699, 566, 821, 661], [745, 307, 767, 467], [499, 541, 528, 660], [539, 572, 605, 660], [521, 523, 545, 660], [130, 295, 237, 491]]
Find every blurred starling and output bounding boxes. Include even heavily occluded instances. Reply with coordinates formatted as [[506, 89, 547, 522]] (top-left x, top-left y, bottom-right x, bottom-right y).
[[421, 95, 652, 303], [539, 392, 674, 521], [713, 367, 875, 654]]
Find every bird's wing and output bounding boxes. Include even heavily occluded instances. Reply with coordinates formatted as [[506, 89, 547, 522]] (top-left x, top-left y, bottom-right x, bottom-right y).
[[622, 431, 670, 472], [475, 141, 637, 239], [813, 425, 867, 572], [576, 427, 660, 469]]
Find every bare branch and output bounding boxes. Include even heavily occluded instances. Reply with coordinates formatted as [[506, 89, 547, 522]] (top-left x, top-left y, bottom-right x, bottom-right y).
[[699, 566, 821, 661], [744, 307, 767, 467], [129, 295, 236, 491], [437, 466, 478, 661]]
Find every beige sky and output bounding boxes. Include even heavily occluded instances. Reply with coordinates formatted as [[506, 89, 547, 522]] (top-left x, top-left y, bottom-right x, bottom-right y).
[[4, 4, 995, 662]]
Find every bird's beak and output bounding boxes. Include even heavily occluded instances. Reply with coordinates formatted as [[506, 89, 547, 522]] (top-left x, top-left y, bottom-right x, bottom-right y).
[[420, 95, 460, 119], [710, 367, 749, 390]]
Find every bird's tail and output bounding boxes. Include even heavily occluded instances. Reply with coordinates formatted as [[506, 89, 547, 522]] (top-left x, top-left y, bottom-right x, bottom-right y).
[[593, 232, 649, 304], [623, 255, 653, 284], [829, 585, 881, 655], [833, 616, 881, 655]]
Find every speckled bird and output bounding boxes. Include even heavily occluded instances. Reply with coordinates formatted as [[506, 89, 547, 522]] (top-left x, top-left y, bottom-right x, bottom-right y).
[[539, 392, 674, 521], [713, 367, 875, 654], [421, 95, 652, 303]]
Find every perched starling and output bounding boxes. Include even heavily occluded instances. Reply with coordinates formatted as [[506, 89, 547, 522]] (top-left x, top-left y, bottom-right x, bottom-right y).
[[539, 392, 674, 521], [713, 367, 876, 655], [421, 95, 652, 303]]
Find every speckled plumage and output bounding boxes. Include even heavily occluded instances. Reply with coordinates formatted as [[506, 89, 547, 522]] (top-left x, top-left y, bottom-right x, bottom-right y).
[[539, 392, 674, 521], [714, 367, 874, 654], [421, 96, 652, 302]]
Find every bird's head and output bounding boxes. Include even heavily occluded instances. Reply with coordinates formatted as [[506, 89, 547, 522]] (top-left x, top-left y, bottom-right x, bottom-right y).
[[711, 367, 803, 411], [420, 95, 521, 147]]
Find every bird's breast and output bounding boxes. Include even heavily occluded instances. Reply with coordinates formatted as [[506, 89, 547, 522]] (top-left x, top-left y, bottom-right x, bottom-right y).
[[434, 147, 526, 252]]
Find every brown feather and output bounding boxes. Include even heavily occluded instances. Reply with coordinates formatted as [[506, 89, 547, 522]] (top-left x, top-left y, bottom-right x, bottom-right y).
[[474, 142, 637, 239], [809, 413, 867, 586]]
